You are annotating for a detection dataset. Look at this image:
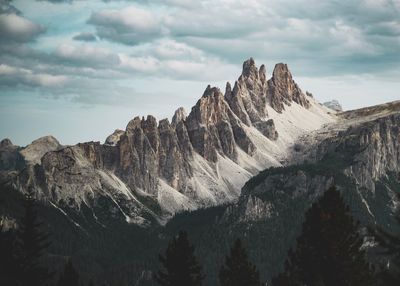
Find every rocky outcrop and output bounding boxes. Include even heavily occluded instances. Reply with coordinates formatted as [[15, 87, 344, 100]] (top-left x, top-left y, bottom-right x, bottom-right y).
[[172, 107, 187, 127], [186, 85, 254, 162], [225, 58, 268, 126], [105, 129, 125, 146], [323, 100, 343, 112], [19, 136, 61, 165], [268, 63, 310, 112], [253, 119, 278, 140], [241, 105, 400, 231]]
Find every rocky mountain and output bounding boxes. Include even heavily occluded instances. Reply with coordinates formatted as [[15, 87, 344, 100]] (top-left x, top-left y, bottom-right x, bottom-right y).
[[0, 58, 333, 226], [162, 100, 400, 284], [323, 99, 343, 111], [1, 58, 400, 285]]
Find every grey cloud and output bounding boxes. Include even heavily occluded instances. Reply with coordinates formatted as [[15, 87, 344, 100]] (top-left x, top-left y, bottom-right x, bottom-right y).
[[0, 13, 45, 43], [159, 0, 400, 77], [73, 32, 97, 42], [0, 0, 21, 14], [55, 44, 121, 68], [0, 64, 68, 88], [88, 6, 163, 45], [2, 0, 400, 107]]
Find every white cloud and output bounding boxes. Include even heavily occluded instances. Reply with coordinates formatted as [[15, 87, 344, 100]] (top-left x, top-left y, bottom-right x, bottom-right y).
[[118, 54, 160, 73], [0, 13, 45, 43], [0, 64, 68, 87], [151, 39, 204, 60], [88, 6, 164, 45], [55, 43, 121, 67]]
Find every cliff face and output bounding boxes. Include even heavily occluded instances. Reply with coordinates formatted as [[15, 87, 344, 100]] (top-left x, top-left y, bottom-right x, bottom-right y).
[[0, 58, 334, 225], [195, 102, 400, 282], [237, 101, 400, 231]]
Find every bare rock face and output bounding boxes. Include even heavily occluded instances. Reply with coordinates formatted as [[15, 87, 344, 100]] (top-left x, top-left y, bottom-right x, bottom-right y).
[[342, 114, 400, 190], [186, 86, 239, 162], [225, 58, 268, 126], [19, 136, 61, 165], [172, 107, 187, 127], [105, 129, 125, 146], [268, 63, 310, 112], [253, 119, 279, 140], [158, 118, 192, 190]]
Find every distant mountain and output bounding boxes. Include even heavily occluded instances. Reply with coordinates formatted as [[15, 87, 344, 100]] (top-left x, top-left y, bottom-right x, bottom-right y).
[[323, 99, 343, 111]]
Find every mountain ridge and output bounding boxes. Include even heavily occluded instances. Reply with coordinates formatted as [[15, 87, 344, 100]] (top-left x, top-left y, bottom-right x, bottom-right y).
[[1, 58, 335, 226]]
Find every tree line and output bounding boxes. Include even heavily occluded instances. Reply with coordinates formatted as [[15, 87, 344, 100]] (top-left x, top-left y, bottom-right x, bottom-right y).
[[1, 186, 399, 285]]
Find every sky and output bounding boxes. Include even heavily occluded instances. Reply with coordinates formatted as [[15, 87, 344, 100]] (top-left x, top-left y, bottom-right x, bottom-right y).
[[0, 0, 399, 146]]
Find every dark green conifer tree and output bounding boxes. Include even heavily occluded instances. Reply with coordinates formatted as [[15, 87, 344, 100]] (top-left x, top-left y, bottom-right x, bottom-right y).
[[0, 225, 19, 286], [272, 186, 375, 286], [17, 187, 52, 286], [155, 230, 204, 286], [219, 238, 262, 286], [57, 260, 81, 286]]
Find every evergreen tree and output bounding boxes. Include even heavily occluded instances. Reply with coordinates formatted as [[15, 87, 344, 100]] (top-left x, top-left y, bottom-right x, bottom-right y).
[[17, 187, 52, 286], [155, 230, 204, 286], [272, 186, 375, 286], [219, 238, 262, 286], [0, 225, 19, 286], [57, 259, 81, 286]]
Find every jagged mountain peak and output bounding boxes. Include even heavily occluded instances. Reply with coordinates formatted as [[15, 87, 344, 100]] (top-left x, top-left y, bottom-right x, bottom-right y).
[[141, 115, 158, 131], [202, 84, 223, 98], [158, 118, 171, 131], [172, 107, 187, 126], [272, 63, 291, 80], [225, 81, 232, 96], [241, 57, 258, 78], [259, 64, 267, 83], [1, 57, 337, 227], [268, 62, 310, 112], [126, 116, 141, 132]]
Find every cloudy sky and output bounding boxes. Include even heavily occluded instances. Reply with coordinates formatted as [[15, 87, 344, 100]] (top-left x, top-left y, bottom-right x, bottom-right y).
[[0, 0, 399, 146]]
